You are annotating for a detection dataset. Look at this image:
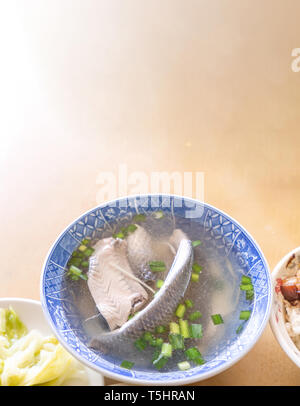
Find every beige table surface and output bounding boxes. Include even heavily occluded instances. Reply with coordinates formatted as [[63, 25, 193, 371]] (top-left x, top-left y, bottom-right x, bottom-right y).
[[1, 0, 300, 385]]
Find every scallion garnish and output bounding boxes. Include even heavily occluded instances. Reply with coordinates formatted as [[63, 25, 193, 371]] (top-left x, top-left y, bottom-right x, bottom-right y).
[[149, 261, 166, 272], [192, 263, 202, 274], [179, 319, 190, 338], [134, 337, 147, 351], [161, 343, 172, 358], [185, 299, 194, 309], [68, 257, 81, 268], [189, 311, 202, 321], [78, 244, 87, 252], [192, 240, 202, 248], [241, 275, 252, 285], [240, 284, 253, 291], [112, 231, 125, 239], [169, 333, 184, 350], [239, 310, 251, 321], [211, 314, 224, 325], [152, 354, 168, 370], [132, 214, 146, 223], [191, 273, 199, 282], [240, 275, 254, 301], [155, 325, 166, 334], [178, 361, 191, 371], [83, 247, 94, 257], [175, 303, 186, 318], [120, 360, 134, 369], [246, 290, 254, 301], [185, 347, 201, 360], [236, 324, 244, 334], [67, 265, 88, 281], [154, 338, 164, 347], [153, 211, 164, 219], [169, 322, 180, 335], [156, 279, 164, 289], [189, 324, 203, 339], [185, 347, 205, 365]]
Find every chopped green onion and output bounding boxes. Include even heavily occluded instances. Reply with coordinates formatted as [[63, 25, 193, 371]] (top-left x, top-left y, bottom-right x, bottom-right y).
[[194, 356, 206, 365], [185, 347, 201, 360], [153, 210, 164, 219], [185, 299, 194, 309], [156, 279, 164, 289], [134, 338, 147, 351], [128, 311, 139, 320], [149, 261, 166, 272], [126, 224, 138, 233], [239, 310, 251, 320], [192, 240, 202, 248], [143, 332, 155, 342], [153, 354, 168, 370], [185, 348, 205, 365], [211, 314, 224, 325], [191, 273, 199, 282], [175, 304, 186, 318], [72, 251, 84, 258], [68, 265, 88, 281], [179, 319, 190, 338], [161, 342, 172, 358], [113, 232, 125, 239], [155, 325, 166, 334], [120, 360, 134, 369], [189, 311, 202, 321], [178, 361, 191, 371], [189, 324, 203, 339], [192, 263, 202, 274], [81, 260, 89, 268], [240, 284, 253, 291], [81, 238, 90, 245], [246, 289, 254, 301], [154, 338, 164, 347], [152, 348, 160, 363], [169, 333, 184, 350], [68, 257, 82, 267], [241, 275, 252, 285], [83, 247, 95, 257], [132, 214, 146, 223], [78, 244, 87, 252], [169, 322, 180, 335], [236, 323, 244, 334]]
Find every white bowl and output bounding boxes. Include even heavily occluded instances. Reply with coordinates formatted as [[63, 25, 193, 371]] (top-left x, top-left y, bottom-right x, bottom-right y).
[[269, 248, 300, 368], [0, 298, 104, 386]]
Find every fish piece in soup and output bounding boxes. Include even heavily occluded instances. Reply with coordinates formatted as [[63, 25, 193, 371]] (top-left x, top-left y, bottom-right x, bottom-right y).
[[89, 238, 193, 353], [88, 237, 148, 330]]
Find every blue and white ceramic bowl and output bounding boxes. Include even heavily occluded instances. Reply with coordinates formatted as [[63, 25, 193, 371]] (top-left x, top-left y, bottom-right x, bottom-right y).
[[40, 195, 272, 385]]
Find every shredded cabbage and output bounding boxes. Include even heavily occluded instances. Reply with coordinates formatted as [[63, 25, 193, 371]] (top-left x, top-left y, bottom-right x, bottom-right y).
[[0, 307, 88, 386]]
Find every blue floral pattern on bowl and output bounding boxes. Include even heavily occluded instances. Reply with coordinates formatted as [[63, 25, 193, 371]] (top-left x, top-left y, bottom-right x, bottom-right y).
[[40, 195, 272, 384]]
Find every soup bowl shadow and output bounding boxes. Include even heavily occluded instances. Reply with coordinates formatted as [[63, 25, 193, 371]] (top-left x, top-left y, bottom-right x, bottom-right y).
[[40, 195, 272, 385]]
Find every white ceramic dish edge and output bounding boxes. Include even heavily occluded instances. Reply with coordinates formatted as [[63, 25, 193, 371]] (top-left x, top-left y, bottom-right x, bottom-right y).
[[0, 297, 104, 386], [269, 247, 300, 368]]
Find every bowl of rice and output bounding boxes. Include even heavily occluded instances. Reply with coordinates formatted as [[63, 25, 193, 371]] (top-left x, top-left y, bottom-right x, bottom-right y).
[[270, 247, 300, 368]]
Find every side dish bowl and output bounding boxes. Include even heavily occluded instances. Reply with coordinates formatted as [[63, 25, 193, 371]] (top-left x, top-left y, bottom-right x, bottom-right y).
[[0, 298, 104, 385], [270, 247, 300, 368], [40, 195, 272, 385]]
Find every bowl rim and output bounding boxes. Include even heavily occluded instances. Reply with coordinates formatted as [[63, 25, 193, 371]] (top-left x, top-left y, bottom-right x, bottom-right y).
[[40, 194, 273, 385], [269, 246, 300, 368]]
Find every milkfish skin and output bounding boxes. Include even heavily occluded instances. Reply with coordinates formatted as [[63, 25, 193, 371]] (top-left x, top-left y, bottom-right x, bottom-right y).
[[89, 239, 194, 353], [87, 237, 148, 331]]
